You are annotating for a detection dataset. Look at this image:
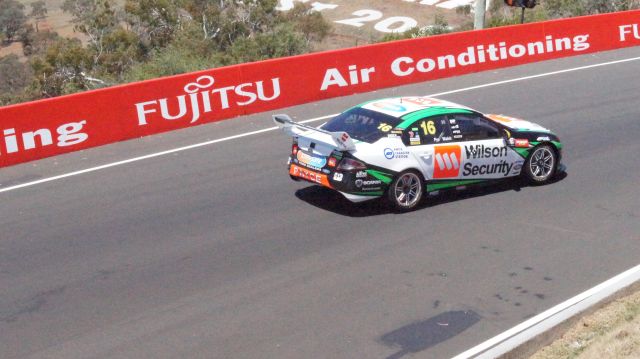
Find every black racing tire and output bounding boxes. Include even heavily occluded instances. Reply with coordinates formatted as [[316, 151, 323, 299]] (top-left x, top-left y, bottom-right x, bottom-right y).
[[387, 170, 424, 212], [523, 144, 558, 185]]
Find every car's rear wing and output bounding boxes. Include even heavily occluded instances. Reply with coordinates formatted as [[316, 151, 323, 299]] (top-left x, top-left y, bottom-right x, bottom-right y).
[[273, 114, 355, 152]]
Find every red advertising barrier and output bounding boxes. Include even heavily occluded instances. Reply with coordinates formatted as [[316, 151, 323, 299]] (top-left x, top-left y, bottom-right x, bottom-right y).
[[1, 10, 639, 168]]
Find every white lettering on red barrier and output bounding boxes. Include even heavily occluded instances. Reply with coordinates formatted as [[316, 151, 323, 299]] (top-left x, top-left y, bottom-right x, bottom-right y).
[[135, 75, 281, 125], [391, 34, 590, 77], [619, 24, 640, 41], [320, 65, 376, 91], [1, 11, 640, 168], [1, 121, 88, 156]]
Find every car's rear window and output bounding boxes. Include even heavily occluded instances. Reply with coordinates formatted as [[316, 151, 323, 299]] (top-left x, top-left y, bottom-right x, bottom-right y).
[[321, 107, 402, 143]]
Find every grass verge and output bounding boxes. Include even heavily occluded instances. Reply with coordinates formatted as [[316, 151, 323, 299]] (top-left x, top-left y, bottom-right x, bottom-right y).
[[529, 286, 640, 358]]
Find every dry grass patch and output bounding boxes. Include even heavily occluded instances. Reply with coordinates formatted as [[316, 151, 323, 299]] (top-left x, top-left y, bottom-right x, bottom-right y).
[[530, 289, 640, 359]]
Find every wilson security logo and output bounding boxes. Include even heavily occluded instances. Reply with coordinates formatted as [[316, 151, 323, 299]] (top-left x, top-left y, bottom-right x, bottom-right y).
[[434, 145, 461, 179]]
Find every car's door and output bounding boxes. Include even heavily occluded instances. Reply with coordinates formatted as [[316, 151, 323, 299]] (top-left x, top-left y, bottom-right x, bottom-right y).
[[401, 115, 457, 180], [449, 113, 523, 179]]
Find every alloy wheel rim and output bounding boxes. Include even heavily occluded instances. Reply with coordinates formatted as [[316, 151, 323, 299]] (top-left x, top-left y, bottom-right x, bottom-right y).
[[530, 147, 554, 180], [394, 173, 421, 207]]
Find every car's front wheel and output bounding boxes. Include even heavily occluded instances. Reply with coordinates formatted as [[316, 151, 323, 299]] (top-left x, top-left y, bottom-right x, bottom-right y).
[[387, 170, 424, 212], [523, 144, 557, 184]]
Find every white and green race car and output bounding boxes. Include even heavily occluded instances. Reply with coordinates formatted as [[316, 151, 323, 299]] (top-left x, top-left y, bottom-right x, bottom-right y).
[[274, 96, 563, 211]]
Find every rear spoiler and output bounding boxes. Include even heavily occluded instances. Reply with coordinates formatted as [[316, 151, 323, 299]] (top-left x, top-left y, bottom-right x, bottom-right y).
[[272, 114, 355, 152]]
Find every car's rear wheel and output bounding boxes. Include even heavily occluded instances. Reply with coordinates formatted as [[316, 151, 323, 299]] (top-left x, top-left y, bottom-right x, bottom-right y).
[[523, 144, 557, 184], [388, 170, 424, 211]]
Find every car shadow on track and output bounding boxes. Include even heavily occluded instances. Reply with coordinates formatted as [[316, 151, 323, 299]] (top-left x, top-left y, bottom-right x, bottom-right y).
[[295, 171, 568, 217]]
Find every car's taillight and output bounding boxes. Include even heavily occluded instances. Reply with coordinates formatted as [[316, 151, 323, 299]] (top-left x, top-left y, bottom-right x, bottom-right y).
[[337, 158, 366, 171], [292, 144, 298, 155]]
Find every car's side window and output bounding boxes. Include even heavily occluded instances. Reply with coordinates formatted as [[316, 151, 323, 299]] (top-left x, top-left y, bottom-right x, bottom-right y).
[[449, 113, 500, 141], [402, 115, 452, 146]]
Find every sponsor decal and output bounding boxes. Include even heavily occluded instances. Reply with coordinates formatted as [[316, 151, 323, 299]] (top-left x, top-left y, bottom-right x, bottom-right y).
[[296, 150, 327, 169], [290, 164, 332, 187], [384, 148, 395, 159], [135, 75, 281, 126], [464, 144, 507, 159], [334, 132, 351, 149], [390, 34, 590, 77], [384, 147, 410, 160], [355, 179, 382, 187], [333, 172, 344, 181], [433, 145, 461, 178], [356, 170, 368, 178], [320, 65, 375, 91], [619, 24, 640, 41], [356, 178, 383, 190], [328, 157, 337, 167], [486, 114, 516, 123], [361, 187, 382, 192], [514, 139, 530, 148], [433, 135, 452, 143], [512, 160, 524, 174], [371, 101, 406, 112], [537, 136, 551, 141], [400, 97, 445, 106], [1, 121, 88, 156], [463, 161, 513, 177], [409, 130, 421, 145]]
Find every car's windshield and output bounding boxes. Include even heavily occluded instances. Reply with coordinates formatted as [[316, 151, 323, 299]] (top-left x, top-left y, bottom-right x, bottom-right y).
[[321, 107, 402, 143]]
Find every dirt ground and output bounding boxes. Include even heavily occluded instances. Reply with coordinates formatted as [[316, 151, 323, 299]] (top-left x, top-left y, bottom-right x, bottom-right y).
[[316, 0, 474, 49], [0, 0, 80, 58]]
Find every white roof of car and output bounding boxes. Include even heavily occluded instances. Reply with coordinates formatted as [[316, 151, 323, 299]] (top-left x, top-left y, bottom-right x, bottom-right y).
[[360, 96, 473, 118]]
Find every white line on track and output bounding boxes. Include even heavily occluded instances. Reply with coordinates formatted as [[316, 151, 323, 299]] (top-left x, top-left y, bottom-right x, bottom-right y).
[[451, 263, 640, 358], [1, 55, 639, 195]]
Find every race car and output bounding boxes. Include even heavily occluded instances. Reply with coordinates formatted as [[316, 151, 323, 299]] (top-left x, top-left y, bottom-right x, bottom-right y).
[[274, 96, 563, 211]]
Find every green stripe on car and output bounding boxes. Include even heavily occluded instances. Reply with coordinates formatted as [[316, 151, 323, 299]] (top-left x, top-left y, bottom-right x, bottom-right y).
[[426, 179, 485, 192], [396, 107, 472, 129], [366, 170, 393, 184]]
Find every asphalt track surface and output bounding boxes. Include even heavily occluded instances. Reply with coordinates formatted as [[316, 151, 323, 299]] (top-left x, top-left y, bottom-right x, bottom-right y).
[[1, 47, 639, 359]]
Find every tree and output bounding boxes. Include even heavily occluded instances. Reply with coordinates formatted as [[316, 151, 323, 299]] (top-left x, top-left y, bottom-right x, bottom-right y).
[[0, 54, 32, 105], [62, 0, 143, 80], [124, 0, 180, 49], [0, 0, 27, 43], [283, 2, 330, 45], [29, 37, 92, 97], [20, 26, 60, 56], [63, 0, 119, 65], [30, 1, 48, 32]]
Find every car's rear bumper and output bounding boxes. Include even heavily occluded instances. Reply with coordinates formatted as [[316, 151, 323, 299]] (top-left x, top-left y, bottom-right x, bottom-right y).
[[287, 159, 390, 202]]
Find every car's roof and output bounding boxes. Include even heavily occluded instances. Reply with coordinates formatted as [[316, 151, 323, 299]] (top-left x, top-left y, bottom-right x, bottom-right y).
[[357, 96, 475, 119]]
